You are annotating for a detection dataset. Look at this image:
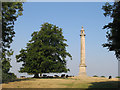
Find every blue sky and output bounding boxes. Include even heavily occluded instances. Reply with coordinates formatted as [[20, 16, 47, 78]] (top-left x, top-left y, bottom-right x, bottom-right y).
[[10, 2, 118, 78]]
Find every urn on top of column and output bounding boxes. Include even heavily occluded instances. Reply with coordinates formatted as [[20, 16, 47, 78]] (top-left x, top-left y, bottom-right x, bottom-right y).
[[80, 26, 86, 36]]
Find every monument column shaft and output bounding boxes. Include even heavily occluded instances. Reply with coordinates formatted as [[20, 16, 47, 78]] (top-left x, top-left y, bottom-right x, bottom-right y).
[[79, 26, 86, 76], [80, 36, 85, 65]]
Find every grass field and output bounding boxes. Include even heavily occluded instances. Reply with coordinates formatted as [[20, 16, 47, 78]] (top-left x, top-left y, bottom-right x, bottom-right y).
[[2, 77, 120, 89]]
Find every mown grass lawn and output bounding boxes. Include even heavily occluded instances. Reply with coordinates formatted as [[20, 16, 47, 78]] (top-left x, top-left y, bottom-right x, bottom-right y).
[[2, 77, 119, 89]]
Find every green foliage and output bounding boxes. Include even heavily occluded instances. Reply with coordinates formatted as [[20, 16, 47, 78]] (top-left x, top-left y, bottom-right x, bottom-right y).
[[2, 2, 23, 50], [2, 49, 13, 73], [16, 23, 72, 77], [102, 2, 120, 60], [2, 72, 17, 83], [93, 75, 98, 77], [2, 2, 23, 74], [115, 76, 120, 78], [101, 76, 105, 78]]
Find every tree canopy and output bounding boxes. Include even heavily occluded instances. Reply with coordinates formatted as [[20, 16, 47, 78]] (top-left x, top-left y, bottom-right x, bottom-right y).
[[16, 23, 72, 77], [2, 2, 23, 73], [102, 1, 120, 60]]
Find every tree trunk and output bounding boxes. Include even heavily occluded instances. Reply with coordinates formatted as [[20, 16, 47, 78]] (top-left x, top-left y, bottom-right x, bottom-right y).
[[40, 73, 42, 77], [34, 73, 39, 78]]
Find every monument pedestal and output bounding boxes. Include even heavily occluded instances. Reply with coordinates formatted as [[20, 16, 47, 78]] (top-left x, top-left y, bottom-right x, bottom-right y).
[[79, 65, 87, 77]]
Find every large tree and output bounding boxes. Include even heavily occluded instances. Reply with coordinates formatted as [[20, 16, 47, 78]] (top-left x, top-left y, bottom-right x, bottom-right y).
[[102, 1, 120, 60], [1, 2, 23, 74], [16, 23, 72, 78]]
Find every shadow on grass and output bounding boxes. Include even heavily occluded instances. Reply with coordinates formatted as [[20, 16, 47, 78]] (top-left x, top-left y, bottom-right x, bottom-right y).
[[37, 77, 67, 79], [87, 81, 120, 89], [2, 77, 68, 84], [2, 78, 34, 84]]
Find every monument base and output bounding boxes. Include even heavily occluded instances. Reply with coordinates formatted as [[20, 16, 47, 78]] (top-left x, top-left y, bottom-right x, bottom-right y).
[[79, 66, 87, 77]]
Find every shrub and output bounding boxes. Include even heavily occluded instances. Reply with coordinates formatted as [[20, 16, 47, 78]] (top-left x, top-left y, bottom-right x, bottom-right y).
[[54, 75, 59, 77], [116, 76, 120, 78], [101, 76, 105, 77], [66, 75, 69, 78], [61, 74, 65, 78], [2, 72, 17, 83], [93, 75, 98, 77]]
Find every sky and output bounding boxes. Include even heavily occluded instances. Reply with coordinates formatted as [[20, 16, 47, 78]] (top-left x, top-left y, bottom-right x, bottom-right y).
[[10, 2, 118, 78]]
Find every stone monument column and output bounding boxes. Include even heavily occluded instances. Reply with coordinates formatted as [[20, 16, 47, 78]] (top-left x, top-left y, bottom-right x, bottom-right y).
[[79, 26, 87, 76]]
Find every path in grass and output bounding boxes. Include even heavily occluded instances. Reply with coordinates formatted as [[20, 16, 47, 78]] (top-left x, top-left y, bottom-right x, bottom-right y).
[[2, 77, 119, 88]]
